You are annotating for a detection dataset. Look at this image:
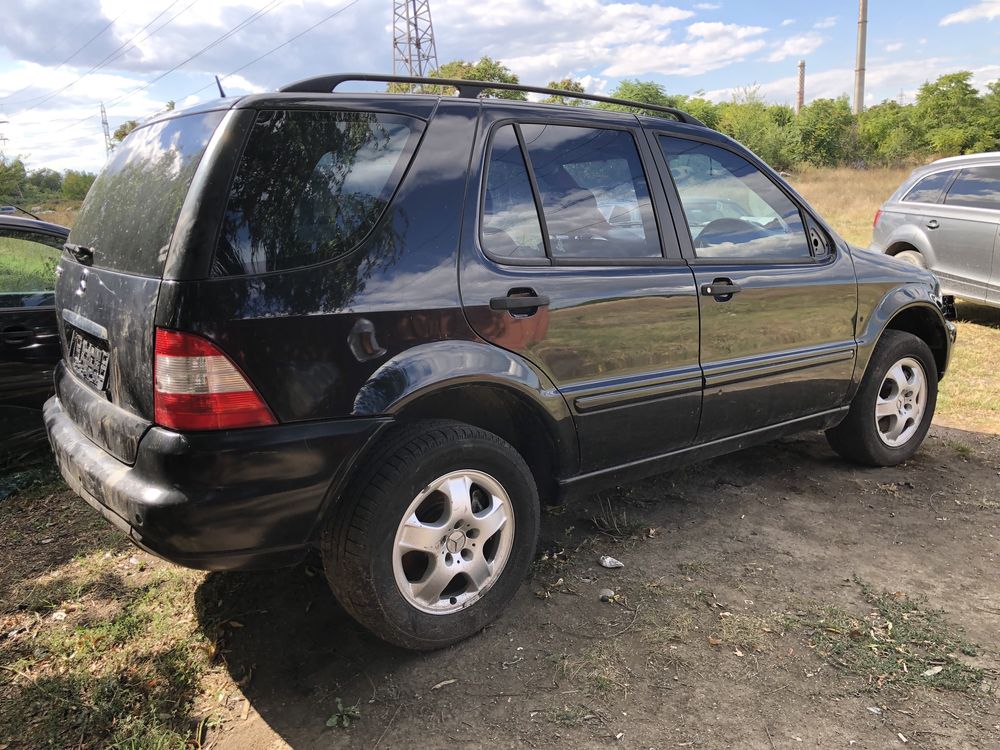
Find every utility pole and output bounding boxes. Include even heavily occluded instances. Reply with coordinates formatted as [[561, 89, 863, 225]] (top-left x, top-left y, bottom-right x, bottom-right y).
[[795, 60, 806, 115], [100, 102, 112, 157], [392, 0, 440, 83], [853, 0, 868, 115]]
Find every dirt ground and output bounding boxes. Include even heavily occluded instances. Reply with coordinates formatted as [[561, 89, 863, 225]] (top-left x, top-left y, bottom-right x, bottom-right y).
[[3, 422, 998, 749]]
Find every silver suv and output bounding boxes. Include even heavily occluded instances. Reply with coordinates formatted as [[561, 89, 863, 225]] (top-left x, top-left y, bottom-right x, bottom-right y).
[[871, 152, 1000, 308]]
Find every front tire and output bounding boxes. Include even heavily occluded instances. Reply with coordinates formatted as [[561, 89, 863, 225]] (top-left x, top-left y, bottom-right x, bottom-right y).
[[826, 330, 937, 466], [322, 420, 540, 650]]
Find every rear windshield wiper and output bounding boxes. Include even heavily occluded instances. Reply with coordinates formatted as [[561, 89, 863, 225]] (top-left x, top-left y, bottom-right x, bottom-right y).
[[63, 242, 94, 265]]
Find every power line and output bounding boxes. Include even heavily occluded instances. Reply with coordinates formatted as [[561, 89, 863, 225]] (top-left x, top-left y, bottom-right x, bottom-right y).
[[5, 0, 193, 111], [44, 0, 287, 136], [180, 0, 365, 101], [103, 0, 285, 108], [0, 9, 127, 104]]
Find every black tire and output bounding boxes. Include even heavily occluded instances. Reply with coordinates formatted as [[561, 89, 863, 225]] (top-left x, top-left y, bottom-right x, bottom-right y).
[[894, 249, 926, 269], [322, 420, 540, 650], [826, 330, 937, 466]]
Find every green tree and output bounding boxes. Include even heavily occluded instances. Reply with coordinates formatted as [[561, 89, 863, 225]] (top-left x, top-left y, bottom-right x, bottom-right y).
[[715, 89, 797, 170], [793, 96, 855, 166], [858, 100, 924, 165], [27, 167, 62, 193], [915, 71, 993, 154], [62, 170, 97, 200], [542, 78, 587, 105], [596, 79, 673, 115], [424, 57, 527, 100], [112, 120, 139, 143], [0, 157, 28, 203]]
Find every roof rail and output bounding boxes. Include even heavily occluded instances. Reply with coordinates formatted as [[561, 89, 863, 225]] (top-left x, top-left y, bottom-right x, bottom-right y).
[[278, 73, 708, 128]]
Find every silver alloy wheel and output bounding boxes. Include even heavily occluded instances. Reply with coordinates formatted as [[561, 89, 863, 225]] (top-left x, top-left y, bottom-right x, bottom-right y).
[[392, 470, 515, 615], [875, 356, 927, 448]]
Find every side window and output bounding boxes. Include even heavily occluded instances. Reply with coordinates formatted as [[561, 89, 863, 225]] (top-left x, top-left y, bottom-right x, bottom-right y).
[[519, 124, 662, 259], [214, 110, 421, 276], [659, 137, 813, 261], [0, 229, 61, 308], [902, 170, 953, 204], [944, 166, 1000, 210], [481, 125, 545, 260]]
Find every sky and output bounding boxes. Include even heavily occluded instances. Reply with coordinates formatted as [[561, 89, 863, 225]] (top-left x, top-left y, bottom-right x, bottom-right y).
[[1, 0, 999, 173]]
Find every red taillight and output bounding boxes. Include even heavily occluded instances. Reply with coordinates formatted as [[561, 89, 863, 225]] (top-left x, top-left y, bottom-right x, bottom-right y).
[[873, 209, 883, 228], [154, 328, 276, 431]]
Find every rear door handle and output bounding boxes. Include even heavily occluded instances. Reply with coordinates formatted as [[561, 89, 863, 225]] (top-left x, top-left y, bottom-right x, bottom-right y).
[[490, 289, 550, 314], [2, 327, 34, 346], [926, 219, 940, 229], [700, 279, 741, 301]]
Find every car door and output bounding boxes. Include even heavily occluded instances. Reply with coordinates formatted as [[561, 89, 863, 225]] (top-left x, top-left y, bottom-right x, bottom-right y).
[[0, 218, 67, 455], [649, 130, 858, 442], [932, 165, 1000, 302], [459, 107, 702, 471]]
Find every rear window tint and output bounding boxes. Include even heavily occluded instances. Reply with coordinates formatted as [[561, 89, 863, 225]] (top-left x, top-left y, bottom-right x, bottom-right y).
[[70, 111, 225, 277], [213, 110, 420, 276], [902, 170, 952, 204]]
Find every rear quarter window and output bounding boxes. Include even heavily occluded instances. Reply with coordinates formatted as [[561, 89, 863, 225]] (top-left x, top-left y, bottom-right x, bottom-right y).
[[902, 170, 953, 204], [213, 110, 421, 276]]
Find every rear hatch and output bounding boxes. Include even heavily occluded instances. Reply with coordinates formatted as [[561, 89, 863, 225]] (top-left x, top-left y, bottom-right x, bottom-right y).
[[55, 109, 227, 463]]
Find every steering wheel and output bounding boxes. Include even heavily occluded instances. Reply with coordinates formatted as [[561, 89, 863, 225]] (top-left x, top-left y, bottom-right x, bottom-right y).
[[695, 218, 772, 249]]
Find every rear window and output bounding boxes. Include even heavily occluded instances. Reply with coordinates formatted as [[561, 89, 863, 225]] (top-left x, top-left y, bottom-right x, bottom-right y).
[[70, 111, 225, 277], [213, 110, 420, 276]]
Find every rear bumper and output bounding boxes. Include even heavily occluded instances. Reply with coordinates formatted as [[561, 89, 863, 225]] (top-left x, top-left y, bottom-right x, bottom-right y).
[[44, 395, 390, 570]]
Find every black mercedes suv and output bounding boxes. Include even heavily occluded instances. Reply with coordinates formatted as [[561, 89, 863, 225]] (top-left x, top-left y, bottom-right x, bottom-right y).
[[45, 74, 956, 650]]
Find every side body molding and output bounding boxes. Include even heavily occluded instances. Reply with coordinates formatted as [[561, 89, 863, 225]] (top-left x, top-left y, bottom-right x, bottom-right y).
[[352, 340, 581, 477]]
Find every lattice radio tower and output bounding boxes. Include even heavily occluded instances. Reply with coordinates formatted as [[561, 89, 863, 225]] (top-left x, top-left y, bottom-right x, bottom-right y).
[[392, 0, 440, 80], [100, 102, 113, 157]]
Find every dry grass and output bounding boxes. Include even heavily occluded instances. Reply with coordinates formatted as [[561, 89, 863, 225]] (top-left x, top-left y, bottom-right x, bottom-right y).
[[789, 166, 911, 247]]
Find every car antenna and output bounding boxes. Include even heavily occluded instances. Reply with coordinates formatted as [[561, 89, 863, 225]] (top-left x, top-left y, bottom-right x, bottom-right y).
[[215, 75, 226, 98], [11, 205, 40, 220]]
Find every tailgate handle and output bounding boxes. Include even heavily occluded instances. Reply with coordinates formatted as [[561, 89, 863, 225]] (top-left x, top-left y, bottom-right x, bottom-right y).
[[1, 326, 33, 346], [62, 309, 109, 340], [490, 289, 550, 315]]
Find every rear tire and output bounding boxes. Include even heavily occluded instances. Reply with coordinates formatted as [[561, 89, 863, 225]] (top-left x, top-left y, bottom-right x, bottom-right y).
[[322, 420, 539, 650], [894, 249, 926, 268], [826, 330, 937, 466]]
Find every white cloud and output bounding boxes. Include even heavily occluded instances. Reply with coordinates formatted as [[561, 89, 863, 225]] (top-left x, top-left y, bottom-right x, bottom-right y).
[[765, 32, 823, 63], [813, 16, 837, 29], [600, 22, 768, 77], [694, 2, 721, 9], [780, 18, 796, 27], [885, 42, 904, 53], [940, 1, 1000, 25]]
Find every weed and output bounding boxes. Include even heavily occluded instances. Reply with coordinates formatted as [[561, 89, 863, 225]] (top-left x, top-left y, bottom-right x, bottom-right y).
[[555, 642, 634, 697], [326, 697, 361, 728], [590, 493, 644, 540], [802, 577, 983, 693]]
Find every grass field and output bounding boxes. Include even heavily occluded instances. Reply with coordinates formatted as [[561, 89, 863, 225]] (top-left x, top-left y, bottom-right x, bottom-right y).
[[0, 237, 61, 294]]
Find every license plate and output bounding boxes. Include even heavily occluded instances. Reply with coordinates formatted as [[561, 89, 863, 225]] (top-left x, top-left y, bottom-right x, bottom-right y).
[[69, 330, 110, 390]]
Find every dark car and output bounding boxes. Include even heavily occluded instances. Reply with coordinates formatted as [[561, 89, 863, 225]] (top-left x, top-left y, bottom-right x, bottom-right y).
[[44, 74, 955, 650], [1, 214, 69, 459]]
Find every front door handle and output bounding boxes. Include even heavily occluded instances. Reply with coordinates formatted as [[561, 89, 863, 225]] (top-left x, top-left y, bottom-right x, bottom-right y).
[[926, 219, 940, 229], [700, 279, 741, 301], [490, 289, 550, 315]]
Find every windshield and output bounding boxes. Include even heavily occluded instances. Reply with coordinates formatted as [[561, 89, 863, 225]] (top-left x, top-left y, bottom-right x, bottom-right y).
[[70, 110, 226, 277]]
